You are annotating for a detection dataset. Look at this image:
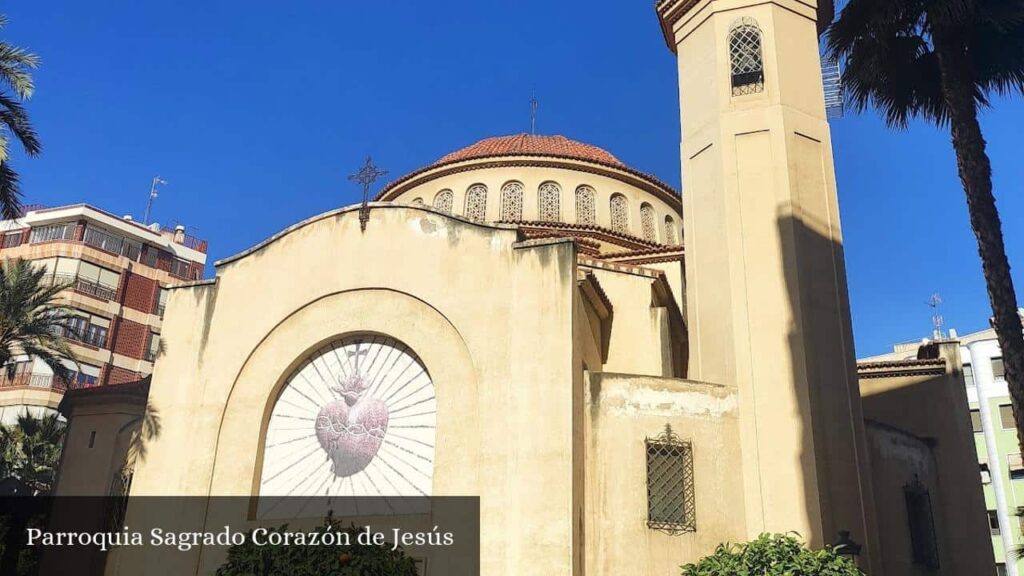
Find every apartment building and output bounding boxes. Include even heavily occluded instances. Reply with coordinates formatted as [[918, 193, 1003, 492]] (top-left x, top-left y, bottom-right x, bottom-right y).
[[0, 204, 207, 424]]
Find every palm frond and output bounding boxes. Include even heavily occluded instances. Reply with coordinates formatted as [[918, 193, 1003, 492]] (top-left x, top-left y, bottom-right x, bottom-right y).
[[0, 91, 41, 155], [0, 160, 23, 219], [0, 42, 38, 99]]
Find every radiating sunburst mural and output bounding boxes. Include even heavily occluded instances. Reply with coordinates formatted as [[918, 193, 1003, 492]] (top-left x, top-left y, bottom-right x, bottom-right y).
[[257, 335, 436, 518]]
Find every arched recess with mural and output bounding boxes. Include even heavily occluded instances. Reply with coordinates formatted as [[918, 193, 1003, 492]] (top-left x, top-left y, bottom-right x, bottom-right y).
[[204, 288, 480, 502]]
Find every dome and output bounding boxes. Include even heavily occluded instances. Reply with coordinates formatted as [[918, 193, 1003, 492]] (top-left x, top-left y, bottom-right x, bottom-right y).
[[433, 134, 626, 168]]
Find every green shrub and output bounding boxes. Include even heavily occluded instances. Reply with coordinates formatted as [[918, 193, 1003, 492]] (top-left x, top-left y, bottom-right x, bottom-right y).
[[216, 518, 417, 576], [681, 533, 863, 576]]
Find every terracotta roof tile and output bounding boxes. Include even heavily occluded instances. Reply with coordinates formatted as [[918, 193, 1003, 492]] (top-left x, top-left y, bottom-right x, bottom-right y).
[[434, 134, 625, 167]]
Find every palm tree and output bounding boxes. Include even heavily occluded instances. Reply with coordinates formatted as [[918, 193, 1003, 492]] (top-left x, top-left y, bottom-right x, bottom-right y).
[[0, 258, 78, 385], [0, 412, 64, 493], [828, 0, 1024, 451], [0, 14, 40, 220]]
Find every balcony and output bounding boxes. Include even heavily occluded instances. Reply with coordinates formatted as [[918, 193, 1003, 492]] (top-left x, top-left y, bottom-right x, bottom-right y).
[[0, 372, 97, 393], [51, 272, 118, 302]]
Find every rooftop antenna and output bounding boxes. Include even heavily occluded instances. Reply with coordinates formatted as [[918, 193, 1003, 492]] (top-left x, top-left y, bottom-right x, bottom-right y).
[[530, 94, 538, 135], [143, 176, 167, 225], [927, 293, 945, 339]]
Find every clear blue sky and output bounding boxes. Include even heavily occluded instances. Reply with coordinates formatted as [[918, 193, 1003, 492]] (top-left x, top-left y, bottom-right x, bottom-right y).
[[6, 1, 1023, 357]]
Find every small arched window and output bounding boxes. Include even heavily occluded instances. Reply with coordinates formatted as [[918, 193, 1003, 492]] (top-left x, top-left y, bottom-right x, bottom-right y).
[[575, 186, 596, 225], [610, 194, 630, 233], [465, 184, 488, 222], [729, 18, 764, 96], [412, 197, 424, 205], [434, 190, 453, 214], [500, 181, 524, 221], [640, 203, 657, 242], [664, 215, 678, 246], [538, 182, 561, 222]]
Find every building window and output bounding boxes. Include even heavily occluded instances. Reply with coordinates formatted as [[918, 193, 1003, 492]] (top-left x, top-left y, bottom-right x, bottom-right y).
[[2, 231, 22, 248], [464, 184, 488, 222], [170, 258, 192, 279], [155, 287, 169, 317], [29, 222, 75, 244], [640, 203, 657, 242], [1009, 453, 1024, 479], [434, 190, 453, 214], [66, 362, 101, 389], [538, 182, 561, 222], [575, 186, 596, 225], [83, 226, 125, 255], [57, 312, 110, 348], [121, 239, 142, 261], [411, 197, 424, 205], [970, 409, 983, 433], [1000, 404, 1015, 430], [981, 463, 992, 484], [645, 424, 695, 534], [905, 478, 939, 569], [988, 510, 1001, 536], [67, 261, 120, 301], [500, 181, 524, 221], [964, 363, 975, 387], [610, 194, 629, 234], [145, 332, 160, 362], [664, 215, 678, 246], [993, 357, 1005, 381], [728, 18, 765, 96]]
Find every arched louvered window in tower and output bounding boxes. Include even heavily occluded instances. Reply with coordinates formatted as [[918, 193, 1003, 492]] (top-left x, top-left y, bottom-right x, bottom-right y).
[[500, 181, 524, 221], [664, 215, 678, 246], [729, 18, 765, 96], [641, 203, 657, 242], [464, 184, 488, 222], [434, 190, 453, 214], [610, 194, 630, 233], [538, 182, 561, 222], [575, 186, 596, 225]]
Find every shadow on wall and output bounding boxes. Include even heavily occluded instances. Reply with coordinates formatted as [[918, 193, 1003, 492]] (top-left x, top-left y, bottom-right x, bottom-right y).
[[777, 211, 873, 564]]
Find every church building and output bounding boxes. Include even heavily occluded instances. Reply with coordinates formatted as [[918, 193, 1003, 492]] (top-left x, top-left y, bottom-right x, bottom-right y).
[[52, 0, 994, 574]]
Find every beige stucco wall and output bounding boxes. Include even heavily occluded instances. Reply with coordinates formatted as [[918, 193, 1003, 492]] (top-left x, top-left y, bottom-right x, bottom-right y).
[[584, 373, 744, 574], [115, 205, 583, 576], [859, 342, 996, 575]]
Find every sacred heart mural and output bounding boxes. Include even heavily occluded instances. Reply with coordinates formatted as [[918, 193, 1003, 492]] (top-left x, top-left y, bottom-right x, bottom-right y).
[[258, 335, 436, 516]]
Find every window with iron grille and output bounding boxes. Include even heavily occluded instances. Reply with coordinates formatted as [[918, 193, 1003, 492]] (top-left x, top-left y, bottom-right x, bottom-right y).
[[646, 424, 695, 534], [2, 231, 22, 248], [610, 194, 630, 234], [575, 186, 596, 225], [83, 226, 125, 255], [728, 18, 765, 96], [664, 215, 678, 246], [538, 182, 561, 222], [640, 203, 657, 242], [905, 478, 939, 569], [434, 190, 453, 214], [464, 184, 488, 222], [500, 181, 524, 221]]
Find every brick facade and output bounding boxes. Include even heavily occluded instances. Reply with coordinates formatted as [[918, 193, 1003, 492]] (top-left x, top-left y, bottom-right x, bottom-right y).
[[105, 366, 143, 386], [112, 318, 149, 360], [123, 272, 158, 314]]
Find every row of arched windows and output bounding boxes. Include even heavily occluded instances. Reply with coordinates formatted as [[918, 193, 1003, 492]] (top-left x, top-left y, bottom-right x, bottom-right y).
[[412, 183, 680, 245]]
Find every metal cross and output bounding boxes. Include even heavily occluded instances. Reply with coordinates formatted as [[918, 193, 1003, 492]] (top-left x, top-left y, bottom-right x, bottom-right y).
[[348, 157, 388, 231], [347, 340, 369, 375]]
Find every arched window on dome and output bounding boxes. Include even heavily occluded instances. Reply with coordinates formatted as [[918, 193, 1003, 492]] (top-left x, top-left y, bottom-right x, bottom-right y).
[[664, 215, 678, 246], [434, 190, 453, 214], [729, 18, 765, 96], [464, 184, 488, 222], [412, 197, 424, 205], [610, 194, 630, 233], [500, 181, 524, 221], [538, 182, 561, 222], [575, 186, 596, 225], [641, 203, 657, 242]]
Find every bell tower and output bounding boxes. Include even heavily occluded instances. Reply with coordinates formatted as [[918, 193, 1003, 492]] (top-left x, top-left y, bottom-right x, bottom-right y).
[[656, 0, 881, 570]]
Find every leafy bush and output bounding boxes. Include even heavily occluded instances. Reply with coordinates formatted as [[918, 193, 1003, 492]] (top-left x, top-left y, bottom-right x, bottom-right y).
[[681, 533, 863, 576], [215, 518, 418, 576]]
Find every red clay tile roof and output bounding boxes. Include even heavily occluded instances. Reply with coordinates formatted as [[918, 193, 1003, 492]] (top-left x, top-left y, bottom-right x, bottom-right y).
[[433, 134, 625, 168]]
